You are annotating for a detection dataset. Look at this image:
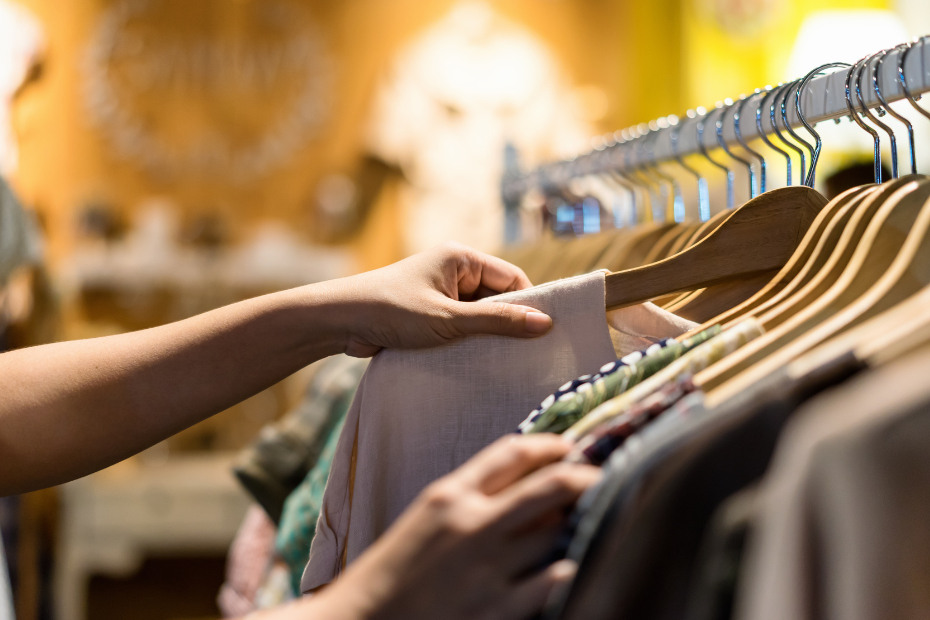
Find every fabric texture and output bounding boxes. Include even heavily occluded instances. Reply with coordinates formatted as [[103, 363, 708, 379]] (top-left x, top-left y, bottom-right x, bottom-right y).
[[217, 505, 278, 618], [302, 270, 693, 592], [276, 406, 351, 594], [545, 346, 865, 620], [564, 318, 763, 441], [517, 337, 678, 434], [233, 355, 369, 523], [736, 345, 930, 620], [568, 374, 697, 466], [607, 301, 700, 355], [524, 326, 718, 435]]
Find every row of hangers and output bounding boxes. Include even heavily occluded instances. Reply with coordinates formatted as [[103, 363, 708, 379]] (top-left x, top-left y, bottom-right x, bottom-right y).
[[502, 36, 930, 408]]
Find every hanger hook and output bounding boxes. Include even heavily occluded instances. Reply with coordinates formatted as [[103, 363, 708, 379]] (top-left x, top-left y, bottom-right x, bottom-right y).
[[796, 62, 851, 188], [781, 81, 814, 182], [899, 38, 930, 127], [735, 92, 766, 194], [775, 81, 806, 185], [647, 118, 686, 222], [696, 106, 735, 209], [856, 50, 899, 179], [612, 131, 649, 219], [845, 57, 883, 183], [640, 122, 682, 222], [672, 112, 711, 221], [714, 99, 756, 199], [627, 127, 665, 221], [875, 46, 916, 175], [756, 86, 793, 186], [605, 136, 640, 226]]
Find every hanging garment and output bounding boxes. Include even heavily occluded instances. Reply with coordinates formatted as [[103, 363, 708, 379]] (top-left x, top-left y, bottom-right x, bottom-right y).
[[302, 270, 696, 592], [564, 318, 763, 441], [0, 534, 9, 620], [517, 337, 679, 434], [233, 355, 369, 523], [568, 374, 698, 466], [522, 327, 717, 435], [217, 505, 278, 618], [276, 405, 351, 594], [544, 348, 865, 620], [735, 345, 930, 620], [606, 301, 700, 355], [0, 176, 41, 287], [686, 486, 761, 620]]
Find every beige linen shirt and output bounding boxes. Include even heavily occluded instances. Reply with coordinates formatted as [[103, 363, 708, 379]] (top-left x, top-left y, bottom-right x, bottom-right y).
[[302, 271, 696, 592]]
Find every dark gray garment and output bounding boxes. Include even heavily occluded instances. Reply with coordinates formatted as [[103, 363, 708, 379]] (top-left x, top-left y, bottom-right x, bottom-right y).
[[736, 344, 930, 620], [545, 352, 863, 620], [686, 486, 761, 620]]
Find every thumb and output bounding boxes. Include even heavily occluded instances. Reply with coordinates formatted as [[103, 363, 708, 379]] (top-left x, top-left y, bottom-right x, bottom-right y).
[[449, 301, 553, 339]]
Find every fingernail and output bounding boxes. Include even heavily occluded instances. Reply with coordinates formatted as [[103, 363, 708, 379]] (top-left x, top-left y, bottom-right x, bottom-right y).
[[525, 311, 553, 334]]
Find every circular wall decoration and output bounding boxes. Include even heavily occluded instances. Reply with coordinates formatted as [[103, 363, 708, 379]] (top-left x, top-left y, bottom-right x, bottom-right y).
[[83, 0, 333, 181]]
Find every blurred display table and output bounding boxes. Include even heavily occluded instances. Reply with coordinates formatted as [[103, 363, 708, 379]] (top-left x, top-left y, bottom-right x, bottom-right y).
[[54, 453, 250, 620]]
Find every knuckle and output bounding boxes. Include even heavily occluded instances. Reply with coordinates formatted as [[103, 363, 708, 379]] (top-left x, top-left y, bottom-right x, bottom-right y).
[[439, 240, 467, 257], [510, 441, 538, 465], [444, 507, 484, 538], [492, 302, 513, 328], [545, 464, 583, 493], [422, 480, 459, 511]]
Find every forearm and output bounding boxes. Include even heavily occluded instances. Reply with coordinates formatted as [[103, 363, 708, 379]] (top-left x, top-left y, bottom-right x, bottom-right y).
[[0, 280, 351, 495]]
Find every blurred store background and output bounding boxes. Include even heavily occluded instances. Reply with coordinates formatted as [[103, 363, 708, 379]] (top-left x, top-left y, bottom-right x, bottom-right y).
[[0, 0, 928, 619]]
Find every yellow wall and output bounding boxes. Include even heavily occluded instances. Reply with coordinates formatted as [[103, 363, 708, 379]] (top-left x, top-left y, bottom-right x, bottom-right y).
[[682, 0, 889, 108]]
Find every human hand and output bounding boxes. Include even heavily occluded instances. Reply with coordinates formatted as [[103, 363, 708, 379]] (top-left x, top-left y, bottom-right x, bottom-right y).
[[311, 434, 601, 620], [329, 242, 553, 357]]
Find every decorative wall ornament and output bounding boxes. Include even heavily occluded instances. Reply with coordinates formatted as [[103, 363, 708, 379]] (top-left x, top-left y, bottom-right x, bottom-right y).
[[83, 0, 333, 181]]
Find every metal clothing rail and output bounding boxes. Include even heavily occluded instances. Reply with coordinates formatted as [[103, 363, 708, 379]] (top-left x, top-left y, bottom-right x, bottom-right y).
[[503, 38, 930, 200]]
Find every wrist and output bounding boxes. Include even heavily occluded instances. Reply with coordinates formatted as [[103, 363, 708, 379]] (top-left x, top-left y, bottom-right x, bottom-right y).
[[291, 275, 373, 357]]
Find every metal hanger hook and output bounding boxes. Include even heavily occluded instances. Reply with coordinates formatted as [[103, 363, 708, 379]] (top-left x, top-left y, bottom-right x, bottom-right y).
[[796, 62, 851, 188], [775, 80, 807, 185], [735, 92, 767, 194], [782, 80, 814, 182], [756, 86, 793, 186], [697, 106, 735, 209], [899, 38, 930, 127], [874, 46, 916, 175], [672, 112, 711, 221], [714, 99, 756, 199], [856, 49, 899, 179], [844, 57, 883, 183]]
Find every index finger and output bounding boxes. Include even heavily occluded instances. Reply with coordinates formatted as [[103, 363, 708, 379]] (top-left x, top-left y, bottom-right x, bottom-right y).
[[453, 434, 572, 496], [454, 247, 533, 297]]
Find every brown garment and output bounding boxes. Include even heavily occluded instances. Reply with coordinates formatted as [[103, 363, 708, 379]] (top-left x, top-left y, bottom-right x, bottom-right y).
[[736, 344, 930, 620]]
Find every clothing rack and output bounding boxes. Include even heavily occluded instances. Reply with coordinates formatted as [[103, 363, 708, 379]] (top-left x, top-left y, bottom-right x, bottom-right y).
[[503, 39, 930, 200]]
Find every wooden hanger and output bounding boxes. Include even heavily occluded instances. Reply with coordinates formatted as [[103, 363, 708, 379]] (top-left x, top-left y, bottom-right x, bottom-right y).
[[663, 222, 703, 257], [705, 279, 930, 410], [662, 185, 834, 320], [658, 200, 781, 312], [600, 221, 677, 271], [653, 211, 735, 309], [642, 224, 696, 264], [663, 271, 778, 322], [700, 176, 930, 394], [603, 186, 825, 309], [678, 184, 877, 335]]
